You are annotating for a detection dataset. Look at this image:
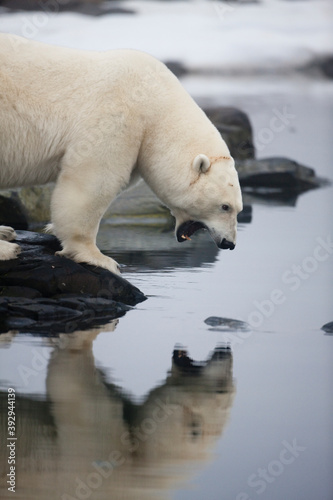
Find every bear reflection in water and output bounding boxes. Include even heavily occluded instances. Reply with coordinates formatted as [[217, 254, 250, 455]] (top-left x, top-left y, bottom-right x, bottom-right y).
[[0, 325, 235, 500]]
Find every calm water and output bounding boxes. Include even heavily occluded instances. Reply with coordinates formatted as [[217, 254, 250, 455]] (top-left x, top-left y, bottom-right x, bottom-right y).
[[0, 79, 332, 500]]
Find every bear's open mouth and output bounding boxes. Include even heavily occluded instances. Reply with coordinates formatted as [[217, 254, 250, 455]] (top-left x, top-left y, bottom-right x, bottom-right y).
[[176, 220, 207, 242]]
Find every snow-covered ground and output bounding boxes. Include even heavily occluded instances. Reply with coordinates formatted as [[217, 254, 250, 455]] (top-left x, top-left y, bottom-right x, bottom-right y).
[[0, 0, 332, 74]]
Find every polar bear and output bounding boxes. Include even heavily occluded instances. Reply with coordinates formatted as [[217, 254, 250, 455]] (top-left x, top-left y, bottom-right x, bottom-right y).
[[0, 34, 243, 274]]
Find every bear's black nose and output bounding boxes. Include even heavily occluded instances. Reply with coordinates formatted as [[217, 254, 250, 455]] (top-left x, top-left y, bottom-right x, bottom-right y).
[[220, 238, 235, 250]]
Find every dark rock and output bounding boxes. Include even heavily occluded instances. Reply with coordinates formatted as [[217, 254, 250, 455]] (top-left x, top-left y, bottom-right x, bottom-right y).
[[0, 185, 53, 226], [242, 190, 301, 207], [237, 204, 252, 223], [107, 181, 171, 220], [2, 316, 36, 330], [237, 157, 330, 192], [302, 55, 333, 79], [0, 295, 129, 334], [165, 61, 188, 78], [204, 316, 250, 332], [321, 321, 333, 334], [320, 56, 333, 79], [204, 106, 255, 160], [0, 286, 42, 299], [204, 108, 329, 199], [0, 230, 146, 305], [0, 0, 136, 16], [0, 194, 28, 230], [8, 300, 82, 322], [0, 230, 146, 334]]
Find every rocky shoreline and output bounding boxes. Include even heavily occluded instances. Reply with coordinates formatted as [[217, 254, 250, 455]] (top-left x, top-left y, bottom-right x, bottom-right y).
[[0, 231, 146, 334], [0, 0, 136, 16]]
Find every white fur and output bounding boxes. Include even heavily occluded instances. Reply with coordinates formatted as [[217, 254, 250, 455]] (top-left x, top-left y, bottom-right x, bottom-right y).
[[0, 225, 21, 260], [193, 154, 211, 174], [0, 225, 17, 241], [0, 34, 243, 273]]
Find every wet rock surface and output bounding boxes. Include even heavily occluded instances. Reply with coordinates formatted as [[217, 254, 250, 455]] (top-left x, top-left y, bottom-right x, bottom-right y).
[[237, 157, 328, 192], [204, 106, 255, 161], [0, 295, 129, 334], [302, 55, 333, 79], [0, 194, 29, 230], [204, 316, 250, 332], [0, 231, 146, 334], [321, 321, 333, 334], [0, 185, 53, 228]]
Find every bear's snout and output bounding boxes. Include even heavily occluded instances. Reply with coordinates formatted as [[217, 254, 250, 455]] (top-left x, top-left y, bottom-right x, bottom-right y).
[[219, 238, 235, 250]]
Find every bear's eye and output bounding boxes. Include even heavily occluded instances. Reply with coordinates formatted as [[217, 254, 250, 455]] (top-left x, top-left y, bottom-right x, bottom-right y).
[[221, 204, 230, 212]]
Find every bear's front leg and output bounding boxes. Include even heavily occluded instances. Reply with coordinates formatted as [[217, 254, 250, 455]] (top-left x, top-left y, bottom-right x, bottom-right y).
[[49, 172, 121, 275], [56, 235, 120, 275]]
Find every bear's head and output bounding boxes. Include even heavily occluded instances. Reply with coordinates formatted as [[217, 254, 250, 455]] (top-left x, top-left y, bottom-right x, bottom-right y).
[[172, 154, 243, 250]]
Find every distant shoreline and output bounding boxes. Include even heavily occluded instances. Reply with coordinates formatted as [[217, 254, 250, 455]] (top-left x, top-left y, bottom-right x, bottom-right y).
[[0, 0, 135, 16]]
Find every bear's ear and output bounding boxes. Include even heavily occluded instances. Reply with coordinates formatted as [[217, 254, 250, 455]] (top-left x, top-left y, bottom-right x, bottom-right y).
[[192, 154, 211, 174]]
